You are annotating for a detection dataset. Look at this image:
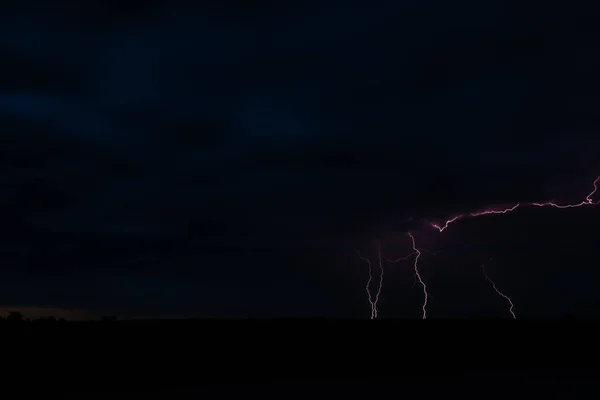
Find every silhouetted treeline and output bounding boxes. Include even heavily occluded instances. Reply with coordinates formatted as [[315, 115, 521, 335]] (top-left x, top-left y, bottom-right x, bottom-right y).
[[0, 311, 118, 323], [0, 311, 583, 323]]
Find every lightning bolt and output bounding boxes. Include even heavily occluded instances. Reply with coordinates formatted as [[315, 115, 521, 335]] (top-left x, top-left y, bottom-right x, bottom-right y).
[[355, 242, 385, 319], [373, 242, 384, 319], [482, 263, 516, 319], [431, 176, 599, 233], [356, 242, 417, 319], [408, 232, 427, 319], [357, 175, 600, 319], [355, 249, 377, 319]]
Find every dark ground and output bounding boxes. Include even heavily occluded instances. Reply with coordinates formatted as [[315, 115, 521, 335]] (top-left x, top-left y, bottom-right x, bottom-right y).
[[2, 319, 599, 396]]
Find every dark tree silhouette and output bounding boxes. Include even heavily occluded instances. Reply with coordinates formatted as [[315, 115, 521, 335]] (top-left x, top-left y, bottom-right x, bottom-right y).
[[7, 311, 24, 322], [36, 316, 58, 323]]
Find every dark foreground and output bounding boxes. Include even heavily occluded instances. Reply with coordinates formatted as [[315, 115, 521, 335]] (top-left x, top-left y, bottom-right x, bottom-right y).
[[1, 318, 598, 395]]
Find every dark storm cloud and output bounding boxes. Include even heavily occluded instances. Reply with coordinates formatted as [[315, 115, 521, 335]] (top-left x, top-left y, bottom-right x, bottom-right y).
[[5, 3, 598, 235], [1, 1, 599, 315], [4, 3, 597, 223]]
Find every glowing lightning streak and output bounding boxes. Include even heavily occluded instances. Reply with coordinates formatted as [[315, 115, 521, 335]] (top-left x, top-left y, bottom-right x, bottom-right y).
[[382, 249, 438, 264], [356, 243, 417, 319], [359, 175, 600, 319], [408, 232, 428, 319], [382, 252, 416, 263], [423, 176, 599, 317], [355, 243, 385, 319], [413, 249, 438, 290], [384, 250, 438, 289], [432, 176, 600, 232], [384, 251, 420, 289], [355, 249, 377, 319], [373, 242, 384, 319], [482, 264, 516, 319]]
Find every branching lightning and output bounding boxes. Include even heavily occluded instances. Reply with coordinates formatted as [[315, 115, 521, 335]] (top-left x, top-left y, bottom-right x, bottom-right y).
[[356, 242, 414, 319], [356, 241, 438, 319], [408, 232, 427, 319], [355, 249, 377, 319], [357, 176, 600, 319], [432, 176, 599, 233], [482, 263, 516, 319]]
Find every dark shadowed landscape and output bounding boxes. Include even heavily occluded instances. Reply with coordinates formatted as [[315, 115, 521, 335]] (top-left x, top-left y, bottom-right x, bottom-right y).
[[3, 314, 600, 395]]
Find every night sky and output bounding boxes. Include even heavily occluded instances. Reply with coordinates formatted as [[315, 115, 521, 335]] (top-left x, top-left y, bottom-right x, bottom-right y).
[[1, 1, 599, 319]]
